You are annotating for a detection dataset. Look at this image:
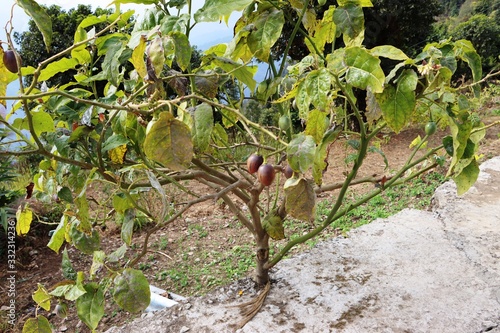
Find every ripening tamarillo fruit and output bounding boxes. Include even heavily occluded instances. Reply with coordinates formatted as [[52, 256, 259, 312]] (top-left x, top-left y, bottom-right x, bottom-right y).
[[247, 154, 264, 174]]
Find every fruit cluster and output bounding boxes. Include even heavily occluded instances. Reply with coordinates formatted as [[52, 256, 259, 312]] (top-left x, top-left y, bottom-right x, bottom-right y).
[[246, 154, 293, 186]]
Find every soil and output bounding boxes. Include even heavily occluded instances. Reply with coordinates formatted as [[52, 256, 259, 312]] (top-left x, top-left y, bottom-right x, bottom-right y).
[[1, 115, 499, 333]]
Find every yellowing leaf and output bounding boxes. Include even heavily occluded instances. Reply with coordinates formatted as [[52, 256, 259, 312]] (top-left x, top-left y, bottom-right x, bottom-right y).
[[32, 284, 51, 311], [284, 177, 316, 222], [16, 205, 33, 236], [22, 315, 52, 333], [262, 210, 285, 240], [144, 112, 193, 170], [109, 144, 128, 164], [131, 35, 147, 78]]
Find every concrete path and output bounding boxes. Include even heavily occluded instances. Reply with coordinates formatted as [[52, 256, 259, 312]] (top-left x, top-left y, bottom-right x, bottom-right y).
[[106, 157, 500, 333]]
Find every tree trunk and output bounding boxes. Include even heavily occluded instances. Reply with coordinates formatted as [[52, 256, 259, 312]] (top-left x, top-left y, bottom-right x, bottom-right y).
[[254, 233, 270, 285]]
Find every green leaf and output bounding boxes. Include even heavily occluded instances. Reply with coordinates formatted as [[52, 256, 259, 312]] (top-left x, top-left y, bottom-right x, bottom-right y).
[[102, 37, 128, 87], [170, 32, 191, 71], [76, 282, 105, 331], [16, 205, 33, 236], [47, 215, 67, 253], [144, 112, 193, 170], [287, 134, 317, 173], [195, 0, 254, 23], [333, 4, 364, 40], [70, 222, 100, 255], [38, 58, 78, 82], [65, 272, 87, 301], [102, 134, 129, 153], [370, 45, 408, 60], [108, 244, 128, 263], [345, 46, 385, 93], [113, 268, 151, 313], [454, 40, 482, 97], [376, 69, 418, 133], [32, 284, 51, 311], [61, 248, 77, 280], [247, 7, 285, 62], [284, 177, 316, 222], [161, 14, 190, 35], [305, 68, 332, 111], [31, 111, 55, 137], [193, 103, 214, 152], [113, 193, 135, 215], [453, 158, 479, 195], [16, 0, 52, 51], [212, 57, 257, 92], [447, 113, 473, 176], [57, 187, 73, 203], [121, 209, 135, 246], [22, 315, 52, 333], [295, 80, 312, 120]]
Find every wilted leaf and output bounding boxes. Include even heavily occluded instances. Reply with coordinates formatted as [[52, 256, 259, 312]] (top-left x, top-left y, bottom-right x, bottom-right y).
[[144, 112, 193, 170], [76, 282, 104, 331], [284, 177, 316, 222], [113, 268, 151, 313]]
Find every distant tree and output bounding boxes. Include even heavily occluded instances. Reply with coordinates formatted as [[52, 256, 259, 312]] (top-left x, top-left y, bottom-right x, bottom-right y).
[[271, 0, 442, 61], [451, 14, 500, 72], [14, 5, 113, 88]]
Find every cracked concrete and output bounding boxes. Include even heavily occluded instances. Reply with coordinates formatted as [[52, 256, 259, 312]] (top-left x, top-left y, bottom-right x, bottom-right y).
[[106, 157, 500, 333]]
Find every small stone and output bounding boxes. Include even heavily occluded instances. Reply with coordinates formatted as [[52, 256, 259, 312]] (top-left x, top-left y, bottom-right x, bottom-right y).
[[179, 326, 190, 333]]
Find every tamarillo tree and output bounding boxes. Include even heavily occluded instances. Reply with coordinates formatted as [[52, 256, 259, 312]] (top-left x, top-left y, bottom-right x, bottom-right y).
[[0, 0, 494, 331]]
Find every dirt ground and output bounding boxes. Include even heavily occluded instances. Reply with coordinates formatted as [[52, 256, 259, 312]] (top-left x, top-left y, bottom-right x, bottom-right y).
[[1, 115, 499, 333]]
